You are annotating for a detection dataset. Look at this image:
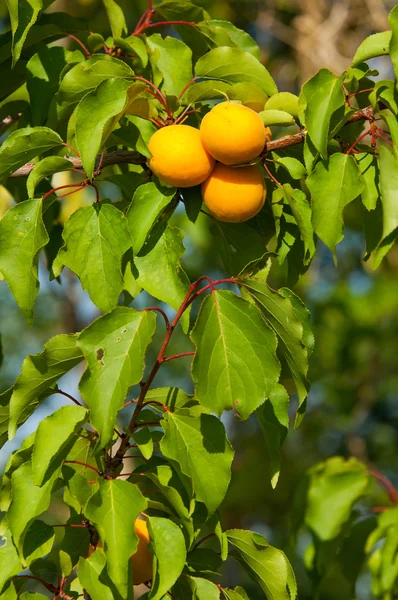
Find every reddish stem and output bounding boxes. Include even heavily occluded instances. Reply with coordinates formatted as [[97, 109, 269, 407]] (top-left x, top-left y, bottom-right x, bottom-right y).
[[371, 506, 390, 513], [178, 78, 197, 100], [90, 183, 100, 203], [53, 523, 87, 528], [263, 161, 282, 187], [64, 33, 90, 57], [369, 469, 398, 504], [42, 183, 83, 201], [141, 399, 172, 412], [45, 389, 83, 407], [193, 533, 216, 549], [346, 129, 370, 155], [163, 351, 195, 362], [145, 21, 197, 30], [347, 87, 374, 99], [56, 185, 88, 199], [375, 132, 393, 145], [62, 142, 80, 157], [146, 306, 171, 329], [16, 576, 57, 594], [134, 421, 161, 429], [134, 76, 172, 116], [64, 460, 100, 474]]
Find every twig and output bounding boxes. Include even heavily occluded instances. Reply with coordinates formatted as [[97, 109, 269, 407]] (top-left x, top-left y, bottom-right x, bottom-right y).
[[8, 106, 374, 179]]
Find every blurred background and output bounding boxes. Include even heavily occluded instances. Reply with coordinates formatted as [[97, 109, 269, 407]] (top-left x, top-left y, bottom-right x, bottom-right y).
[[0, 1, 398, 598]]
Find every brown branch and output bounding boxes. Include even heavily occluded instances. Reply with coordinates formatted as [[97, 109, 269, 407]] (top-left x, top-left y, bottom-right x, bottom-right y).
[[0, 113, 22, 132], [8, 106, 373, 179]]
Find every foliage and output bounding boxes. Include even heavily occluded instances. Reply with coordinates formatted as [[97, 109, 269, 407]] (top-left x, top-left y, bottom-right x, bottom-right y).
[[0, 1, 397, 599]]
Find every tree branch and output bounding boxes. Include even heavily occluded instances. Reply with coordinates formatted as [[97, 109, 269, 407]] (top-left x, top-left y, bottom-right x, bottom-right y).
[[8, 106, 373, 179]]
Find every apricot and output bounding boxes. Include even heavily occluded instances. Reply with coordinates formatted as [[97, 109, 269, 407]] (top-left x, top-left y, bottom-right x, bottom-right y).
[[200, 102, 266, 165], [201, 163, 266, 223], [131, 518, 153, 585], [148, 124, 215, 187]]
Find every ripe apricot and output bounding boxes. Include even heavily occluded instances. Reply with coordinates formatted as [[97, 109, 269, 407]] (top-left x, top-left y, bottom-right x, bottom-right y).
[[131, 518, 153, 585], [200, 102, 266, 165], [148, 124, 215, 187], [201, 163, 266, 223]]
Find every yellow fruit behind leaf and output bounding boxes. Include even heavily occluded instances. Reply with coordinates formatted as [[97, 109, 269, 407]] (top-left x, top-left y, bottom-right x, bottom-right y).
[[131, 518, 153, 585], [0, 186, 13, 219]]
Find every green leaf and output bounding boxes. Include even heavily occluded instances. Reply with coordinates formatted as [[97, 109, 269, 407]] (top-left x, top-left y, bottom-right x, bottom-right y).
[[264, 92, 299, 117], [191, 290, 280, 419], [356, 153, 379, 211], [148, 517, 186, 600], [114, 35, 148, 67], [240, 279, 313, 424], [6, 0, 42, 66], [78, 550, 116, 600], [282, 184, 315, 264], [299, 69, 345, 158], [184, 80, 232, 103], [78, 307, 156, 448], [303, 457, 372, 541], [258, 109, 295, 126], [160, 411, 234, 516], [103, 0, 127, 38], [306, 153, 363, 257], [389, 6, 398, 82], [223, 588, 250, 600], [8, 333, 83, 439], [352, 31, 391, 66], [147, 34, 193, 97], [53, 203, 132, 313], [7, 462, 58, 555], [274, 156, 306, 180], [56, 55, 134, 119], [134, 224, 191, 333], [26, 157, 73, 198], [0, 530, 22, 594], [84, 478, 147, 598], [32, 405, 88, 486], [255, 384, 289, 488], [197, 20, 260, 59], [26, 46, 73, 126], [372, 144, 398, 269], [195, 47, 277, 97], [0, 126, 63, 183], [190, 577, 220, 599], [227, 529, 297, 600], [75, 78, 132, 180], [228, 82, 267, 111], [127, 182, 175, 254], [0, 198, 49, 324], [23, 520, 54, 566], [212, 219, 271, 277]]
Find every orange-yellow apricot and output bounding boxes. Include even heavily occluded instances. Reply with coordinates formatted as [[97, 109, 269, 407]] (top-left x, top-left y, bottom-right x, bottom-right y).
[[131, 518, 153, 585], [148, 124, 215, 187], [201, 163, 266, 223], [200, 102, 266, 165]]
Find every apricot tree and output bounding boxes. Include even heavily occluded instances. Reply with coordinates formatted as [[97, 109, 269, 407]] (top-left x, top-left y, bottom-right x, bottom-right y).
[[0, 1, 397, 599]]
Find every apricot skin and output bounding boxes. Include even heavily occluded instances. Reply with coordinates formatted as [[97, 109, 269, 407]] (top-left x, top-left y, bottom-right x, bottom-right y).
[[200, 102, 266, 166], [131, 518, 153, 585], [201, 163, 266, 223], [148, 124, 215, 188]]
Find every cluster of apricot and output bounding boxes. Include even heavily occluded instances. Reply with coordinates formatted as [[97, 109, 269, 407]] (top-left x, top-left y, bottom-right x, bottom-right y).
[[148, 102, 270, 222]]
